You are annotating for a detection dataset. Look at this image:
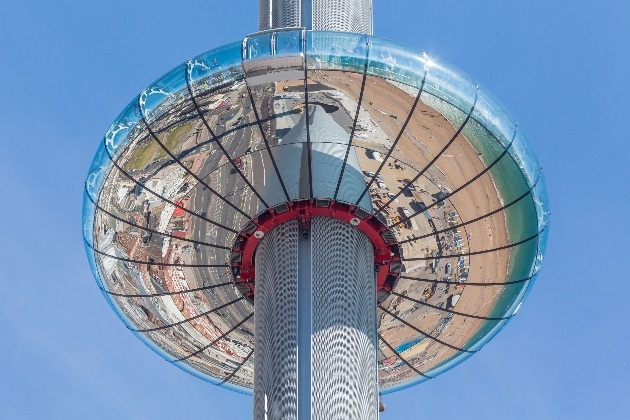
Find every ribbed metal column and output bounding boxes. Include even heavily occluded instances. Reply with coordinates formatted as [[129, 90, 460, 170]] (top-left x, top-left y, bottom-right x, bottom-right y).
[[254, 220, 299, 420], [310, 216, 378, 420], [253, 217, 378, 420], [258, 0, 373, 35]]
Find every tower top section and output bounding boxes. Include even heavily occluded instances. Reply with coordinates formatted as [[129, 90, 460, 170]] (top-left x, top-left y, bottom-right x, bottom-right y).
[[258, 0, 373, 35]]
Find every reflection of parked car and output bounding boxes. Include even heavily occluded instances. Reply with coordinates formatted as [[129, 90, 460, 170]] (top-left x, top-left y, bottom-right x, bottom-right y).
[[400, 187, 413, 197], [433, 191, 447, 207], [398, 207, 413, 229], [398, 179, 416, 190], [367, 150, 384, 161], [364, 171, 384, 180], [410, 201, 427, 214]]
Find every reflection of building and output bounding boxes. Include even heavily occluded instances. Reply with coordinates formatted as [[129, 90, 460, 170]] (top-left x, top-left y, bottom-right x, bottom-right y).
[[260, 105, 371, 210], [84, 1, 549, 419]]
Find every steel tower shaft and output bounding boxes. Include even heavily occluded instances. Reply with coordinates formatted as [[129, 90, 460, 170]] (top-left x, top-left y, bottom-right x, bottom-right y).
[[254, 218, 379, 419], [258, 0, 373, 35]]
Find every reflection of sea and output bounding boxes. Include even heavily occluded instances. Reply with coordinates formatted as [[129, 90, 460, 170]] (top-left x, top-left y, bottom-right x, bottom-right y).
[[419, 117, 540, 379], [394, 336, 424, 353], [464, 120, 539, 334]]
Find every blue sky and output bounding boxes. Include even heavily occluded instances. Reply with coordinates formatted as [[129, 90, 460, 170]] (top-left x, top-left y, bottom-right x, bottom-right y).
[[0, 1, 628, 418]]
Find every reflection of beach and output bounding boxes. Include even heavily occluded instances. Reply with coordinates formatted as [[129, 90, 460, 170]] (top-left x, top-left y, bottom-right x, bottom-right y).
[[318, 72, 511, 376]]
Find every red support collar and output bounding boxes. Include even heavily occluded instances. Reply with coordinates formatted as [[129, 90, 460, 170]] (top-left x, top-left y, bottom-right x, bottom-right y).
[[230, 199, 401, 300]]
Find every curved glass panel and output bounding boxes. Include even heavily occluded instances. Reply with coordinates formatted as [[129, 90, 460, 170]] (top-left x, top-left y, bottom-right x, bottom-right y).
[[187, 41, 244, 97], [84, 31, 549, 396], [421, 348, 477, 381], [85, 141, 112, 201], [366, 36, 427, 89], [424, 55, 477, 115], [246, 33, 273, 60], [509, 128, 541, 188], [472, 84, 516, 148], [520, 273, 541, 307], [82, 190, 96, 249], [534, 224, 550, 273], [462, 317, 512, 353], [275, 30, 303, 55], [532, 171, 551, 231], [104, 98, 144, 161], [139, 64, 188, 125], [306, 31, 368, 72]]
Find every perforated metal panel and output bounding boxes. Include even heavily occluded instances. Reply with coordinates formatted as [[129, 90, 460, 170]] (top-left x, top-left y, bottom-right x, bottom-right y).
[[312, 0, 373, 34], [253, 217, 378, 419], [311, 217, 378, 420], [258, 0, 373, 35], [259, 0, 302, 31], [254, 220, 299, 420]]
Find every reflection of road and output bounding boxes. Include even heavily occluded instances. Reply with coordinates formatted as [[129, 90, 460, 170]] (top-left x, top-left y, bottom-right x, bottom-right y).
[[186, 95, 264, 337]]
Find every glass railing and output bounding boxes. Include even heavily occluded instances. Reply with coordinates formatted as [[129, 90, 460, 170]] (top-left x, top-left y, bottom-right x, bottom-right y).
[[306, 31, 368, 72], [139, 64, 189, 125], [245, 28, 304, 60], [187, 41, 244, 97], [103, 98, 143, 161]]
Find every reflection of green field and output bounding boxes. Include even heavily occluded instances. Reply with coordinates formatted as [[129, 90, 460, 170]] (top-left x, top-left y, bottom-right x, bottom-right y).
[[124, 123, 191, 171], [156, 123, 192, 160], [124, 139, 159, 171]]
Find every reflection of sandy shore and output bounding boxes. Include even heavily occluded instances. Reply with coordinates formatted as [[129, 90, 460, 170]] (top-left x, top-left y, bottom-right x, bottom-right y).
[[310, 71, 511, 378]]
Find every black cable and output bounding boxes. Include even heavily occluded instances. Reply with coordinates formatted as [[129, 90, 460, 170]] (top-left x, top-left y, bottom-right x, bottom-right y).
[[85, 185, 231, 251], [398, 274, 535, 287], [376, 88, 479, 211], [132, 297, 244, 333], [379, 305, 475, 354], [138, 97, 250, 219], [398, 169, 540, 244], [219, 348, 254, 385], [355, 75, 427, 206], [246, 85, 291, 202], [85, 240, 230, 269], [177, 312, 254, 362], [101, 140, 239, 234], [390, 291, 512, 321], [401, 231, 540, 262], [390, 123, 518, 230], [378, 333, 433, 379], [184, 64, 270, 209], [334, 35, 370, 200], [100, 281, 233, 299]]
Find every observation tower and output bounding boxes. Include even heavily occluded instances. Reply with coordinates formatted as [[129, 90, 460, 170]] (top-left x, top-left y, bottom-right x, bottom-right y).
[[83, 1, 550, 418]]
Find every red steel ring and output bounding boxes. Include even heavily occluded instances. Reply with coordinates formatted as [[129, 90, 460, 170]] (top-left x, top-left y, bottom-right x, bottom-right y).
[[230, 199, 401, 300]]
